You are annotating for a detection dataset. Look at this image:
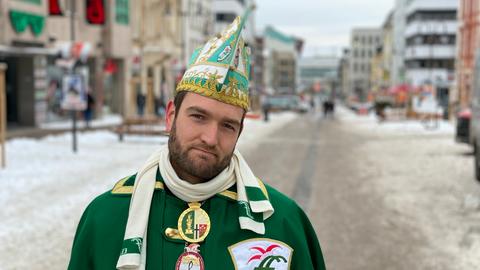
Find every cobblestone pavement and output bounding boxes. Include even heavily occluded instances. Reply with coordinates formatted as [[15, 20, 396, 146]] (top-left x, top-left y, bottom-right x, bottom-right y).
[[242, 112, 480, 270]]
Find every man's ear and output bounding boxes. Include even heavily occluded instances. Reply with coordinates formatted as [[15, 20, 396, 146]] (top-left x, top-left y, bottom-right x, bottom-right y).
[[165, 100, 176, 132]]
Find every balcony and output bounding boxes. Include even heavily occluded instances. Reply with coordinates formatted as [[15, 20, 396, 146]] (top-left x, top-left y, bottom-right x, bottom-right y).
[[405, 21, 457, 37], [405, 44, 456, 60], [406, 0, 458, 16]]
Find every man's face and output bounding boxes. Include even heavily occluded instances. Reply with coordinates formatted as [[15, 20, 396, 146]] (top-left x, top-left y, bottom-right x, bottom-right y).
[[166, 92, 244, 183]]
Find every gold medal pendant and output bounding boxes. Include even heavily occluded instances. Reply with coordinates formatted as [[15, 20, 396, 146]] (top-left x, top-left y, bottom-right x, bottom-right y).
[[177, 202, 211, 243], [175, 244, 205, 270]]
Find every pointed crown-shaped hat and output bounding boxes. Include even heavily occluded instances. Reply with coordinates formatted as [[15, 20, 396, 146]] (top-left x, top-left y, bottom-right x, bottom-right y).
[[175, 7, 254, 110]]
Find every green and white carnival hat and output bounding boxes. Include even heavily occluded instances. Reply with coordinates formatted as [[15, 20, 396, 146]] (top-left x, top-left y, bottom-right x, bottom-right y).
[[176, 7, 254, 110]]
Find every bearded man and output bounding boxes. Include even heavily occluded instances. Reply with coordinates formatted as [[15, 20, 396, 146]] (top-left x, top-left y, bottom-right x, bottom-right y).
[[67, 8, 326, 270]]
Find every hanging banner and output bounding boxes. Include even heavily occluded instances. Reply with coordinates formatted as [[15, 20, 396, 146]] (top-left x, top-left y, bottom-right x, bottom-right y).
[[9, 10, 45, 36], [49, 0, 63, 15], [86, 0, 105, 25]]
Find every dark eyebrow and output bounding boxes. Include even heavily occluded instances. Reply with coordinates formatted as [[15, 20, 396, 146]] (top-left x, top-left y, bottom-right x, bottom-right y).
[[186, 106, 241, 127], [186, 106, 209, 115]]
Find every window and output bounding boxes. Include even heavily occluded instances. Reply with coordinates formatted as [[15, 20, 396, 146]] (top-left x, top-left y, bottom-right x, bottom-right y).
[[115, 0, 129, 25], [165, 0, 171, 15], [197, 2, 202, 15], [216, 13, 236, 22]]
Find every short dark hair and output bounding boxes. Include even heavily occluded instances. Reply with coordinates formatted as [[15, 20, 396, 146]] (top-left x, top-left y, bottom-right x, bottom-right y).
[[173, 91, 188, 114], [173, 91, 246, 134]]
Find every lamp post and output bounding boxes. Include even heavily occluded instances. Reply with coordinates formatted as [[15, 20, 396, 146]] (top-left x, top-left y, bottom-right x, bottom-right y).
[[0, 63, 7, 168], [70, 0, 78, 153]]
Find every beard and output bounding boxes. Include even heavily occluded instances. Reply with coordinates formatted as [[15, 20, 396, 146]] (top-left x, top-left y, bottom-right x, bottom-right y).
[[168, 121, 234, 181]]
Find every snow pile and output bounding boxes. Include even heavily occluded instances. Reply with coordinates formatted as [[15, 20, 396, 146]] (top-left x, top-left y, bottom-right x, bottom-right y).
[[0, 112, 297, 270], [336, 105, 454, 136]]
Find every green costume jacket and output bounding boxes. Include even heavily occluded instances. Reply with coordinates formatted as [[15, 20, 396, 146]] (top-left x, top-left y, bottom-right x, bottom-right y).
[[68, 170, 326, 270]]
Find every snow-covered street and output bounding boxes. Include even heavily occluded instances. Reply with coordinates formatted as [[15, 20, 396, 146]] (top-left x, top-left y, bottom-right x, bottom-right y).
[[339, 107, 480, 269], [1, 107, 480, 269]]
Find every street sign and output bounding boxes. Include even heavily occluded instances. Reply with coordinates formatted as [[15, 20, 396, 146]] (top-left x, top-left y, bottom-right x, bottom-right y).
[[61, 74, 87, 111]]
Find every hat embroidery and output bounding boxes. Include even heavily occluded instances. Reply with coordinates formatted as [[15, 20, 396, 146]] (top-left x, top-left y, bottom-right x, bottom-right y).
[[175, 6, 255, 110]]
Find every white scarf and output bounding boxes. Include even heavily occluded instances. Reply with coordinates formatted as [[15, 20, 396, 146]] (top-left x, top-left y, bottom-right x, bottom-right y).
[[116, 145, 274, 270]]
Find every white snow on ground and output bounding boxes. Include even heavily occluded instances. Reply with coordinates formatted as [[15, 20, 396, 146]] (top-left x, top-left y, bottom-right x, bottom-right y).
[[4, 107, 478, 269], [337, 106, 454, 135], [39, 114, 123, 130], [337, 106, 480, 269], [0, 112, 297, 270]]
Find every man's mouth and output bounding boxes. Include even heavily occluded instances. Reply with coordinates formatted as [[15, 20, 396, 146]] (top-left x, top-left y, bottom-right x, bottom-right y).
[[192, 147, 217, 157]]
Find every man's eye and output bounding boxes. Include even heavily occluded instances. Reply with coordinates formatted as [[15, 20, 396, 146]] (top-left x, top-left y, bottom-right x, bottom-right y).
[[223, 123, 236, 131], [191, 114, 204, 120]]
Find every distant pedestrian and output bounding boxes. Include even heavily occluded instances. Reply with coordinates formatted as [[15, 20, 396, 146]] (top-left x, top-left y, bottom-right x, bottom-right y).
[[137, 91, 146, 116], [262, 98, 270, 122], [329, 101, 335, 115], [322, 100, 335, 118], [323, 100, 329, 117], [84, 90, 95, 128]]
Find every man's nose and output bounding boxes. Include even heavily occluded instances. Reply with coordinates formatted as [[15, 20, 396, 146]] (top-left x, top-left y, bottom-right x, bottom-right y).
[[200, 123, 219, 147]]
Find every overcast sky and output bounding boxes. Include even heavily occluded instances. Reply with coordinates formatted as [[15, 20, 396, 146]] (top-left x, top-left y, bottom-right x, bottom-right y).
[[255, 0, 396, 56]]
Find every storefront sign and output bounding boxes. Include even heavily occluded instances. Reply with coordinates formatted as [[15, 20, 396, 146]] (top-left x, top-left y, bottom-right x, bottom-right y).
[[86, 0, 105, 25], [9, 10, 45, 36]]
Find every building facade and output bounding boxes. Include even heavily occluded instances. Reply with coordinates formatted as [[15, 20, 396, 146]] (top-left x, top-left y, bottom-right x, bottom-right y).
[[456, 0, 480, 109], [348, 27, 382, 102], [371, 12, 394, 95], [249, 35, 264, 109], [299, 55, 340, 97], [404, 0, 458, 114], [263, 26, 299, 95], [392, 0, 409, 86], [338, 49, 351, 100], [212, 0, 255, 42], [0, 0, 132, 126], [130, 0, 184, 117], [182, 0, 214, 65]]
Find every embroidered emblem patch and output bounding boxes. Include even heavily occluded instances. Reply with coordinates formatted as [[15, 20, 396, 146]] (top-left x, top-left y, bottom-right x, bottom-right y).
[[228, 238, 293, 270], [218, 45, 232, 61]]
